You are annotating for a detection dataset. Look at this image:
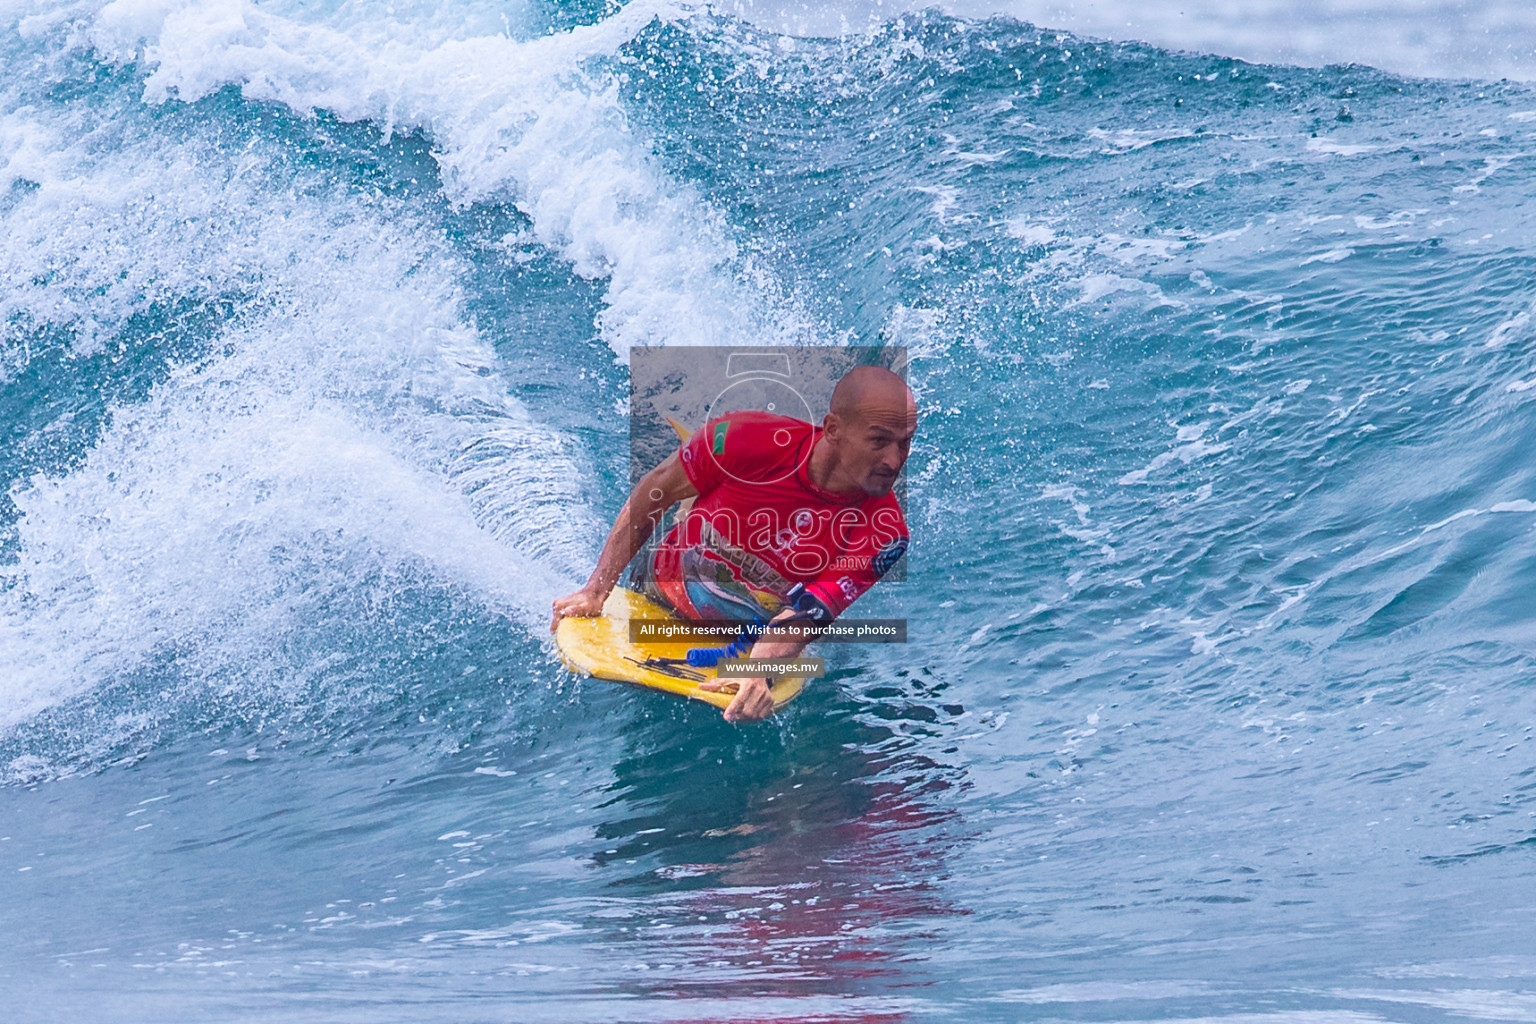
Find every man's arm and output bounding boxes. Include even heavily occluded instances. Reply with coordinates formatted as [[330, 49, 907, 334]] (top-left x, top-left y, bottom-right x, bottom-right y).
[[550, 450, 698, 630], [712, 528, 907, 720], [702, 605, 815, 723]]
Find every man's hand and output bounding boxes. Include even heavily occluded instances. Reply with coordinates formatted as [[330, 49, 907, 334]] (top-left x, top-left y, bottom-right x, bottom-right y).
[[700, 676, 775, 723], [551, 587, 607, 632]]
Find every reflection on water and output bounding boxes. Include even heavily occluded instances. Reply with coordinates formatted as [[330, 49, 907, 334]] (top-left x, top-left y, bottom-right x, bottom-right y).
[[580, 674, 967, 1004]]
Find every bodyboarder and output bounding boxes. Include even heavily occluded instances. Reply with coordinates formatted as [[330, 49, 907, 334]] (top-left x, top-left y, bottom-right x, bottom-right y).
[[551, 365, 916, 722]]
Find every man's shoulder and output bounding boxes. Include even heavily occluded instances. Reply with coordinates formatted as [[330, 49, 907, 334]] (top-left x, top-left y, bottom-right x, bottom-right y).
[[704, 410, 812, 436], [702, 411, 813, 458]]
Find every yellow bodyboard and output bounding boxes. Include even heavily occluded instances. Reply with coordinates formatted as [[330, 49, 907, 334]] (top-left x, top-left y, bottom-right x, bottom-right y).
[[555, 588, 806, 713]]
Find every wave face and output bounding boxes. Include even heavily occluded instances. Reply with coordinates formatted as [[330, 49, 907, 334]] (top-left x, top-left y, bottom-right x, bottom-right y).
[[4, 2, 1535, 1020]]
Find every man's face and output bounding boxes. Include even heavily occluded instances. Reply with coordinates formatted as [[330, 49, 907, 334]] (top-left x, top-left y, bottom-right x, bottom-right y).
[[830, 397, 918, 497]]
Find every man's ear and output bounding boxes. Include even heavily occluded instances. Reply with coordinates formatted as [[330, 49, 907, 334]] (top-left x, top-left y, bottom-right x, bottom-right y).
[[821, 411, 841, 440]]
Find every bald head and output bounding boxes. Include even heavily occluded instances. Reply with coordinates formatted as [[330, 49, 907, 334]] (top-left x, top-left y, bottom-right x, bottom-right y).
[[813, 365, 917, 497], [829, 365, 914, 425]]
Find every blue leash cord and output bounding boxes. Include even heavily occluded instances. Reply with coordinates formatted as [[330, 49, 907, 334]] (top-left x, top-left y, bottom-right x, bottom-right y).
[[686, 620, 765, 668]]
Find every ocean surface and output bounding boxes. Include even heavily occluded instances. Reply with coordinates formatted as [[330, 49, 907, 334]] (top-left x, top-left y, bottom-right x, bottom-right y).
[[732, 1, 1536, 82], [4, 1, 1536, 1021]]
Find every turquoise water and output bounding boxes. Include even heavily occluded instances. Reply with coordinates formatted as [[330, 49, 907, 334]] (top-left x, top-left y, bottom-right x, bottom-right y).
[[3, 2, 1536, 1020]]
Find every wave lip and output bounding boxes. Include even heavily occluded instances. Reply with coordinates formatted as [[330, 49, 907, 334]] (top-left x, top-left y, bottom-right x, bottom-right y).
[[76, 0, 820, 356]]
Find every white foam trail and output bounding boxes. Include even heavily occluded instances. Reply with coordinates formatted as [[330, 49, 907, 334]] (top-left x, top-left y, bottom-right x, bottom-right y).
[[80, 0, 820, 357], [0, 60, 596, 730], [6, 0, 836, 735], [1374, 498, 1536, 561]]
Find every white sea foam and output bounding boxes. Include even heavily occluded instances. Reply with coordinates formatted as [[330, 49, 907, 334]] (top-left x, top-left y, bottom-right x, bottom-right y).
[[80, 0, 819, 357], [991, 981, 1213, 1004], [1484, 310, 1531, 349], [1307, 138, 1377, 158], [1353, 210, 1428, 231], [0, 59, 596, 729], [1300, 247, 1355, 265], [1118, 422, 1231, 486], [1093, 234, 1188, 265], [0, 0, 840, 732], [1002, 216, 1056, 246], [1072, 273, 1182, 310], [1372, 498, 1536, 562], [1088, 126, 1196, 155]]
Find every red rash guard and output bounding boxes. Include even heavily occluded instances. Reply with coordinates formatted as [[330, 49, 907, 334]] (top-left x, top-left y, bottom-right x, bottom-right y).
[[652, 411, 909, 623]]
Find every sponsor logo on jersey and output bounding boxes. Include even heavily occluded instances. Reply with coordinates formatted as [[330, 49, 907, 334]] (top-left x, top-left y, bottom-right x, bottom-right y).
[[838, 575, 859, 601]]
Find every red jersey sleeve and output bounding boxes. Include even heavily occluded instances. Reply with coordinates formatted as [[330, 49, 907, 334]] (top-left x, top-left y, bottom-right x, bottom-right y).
[[677, 412, 801, 496], [677, 416, 726, 496]]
